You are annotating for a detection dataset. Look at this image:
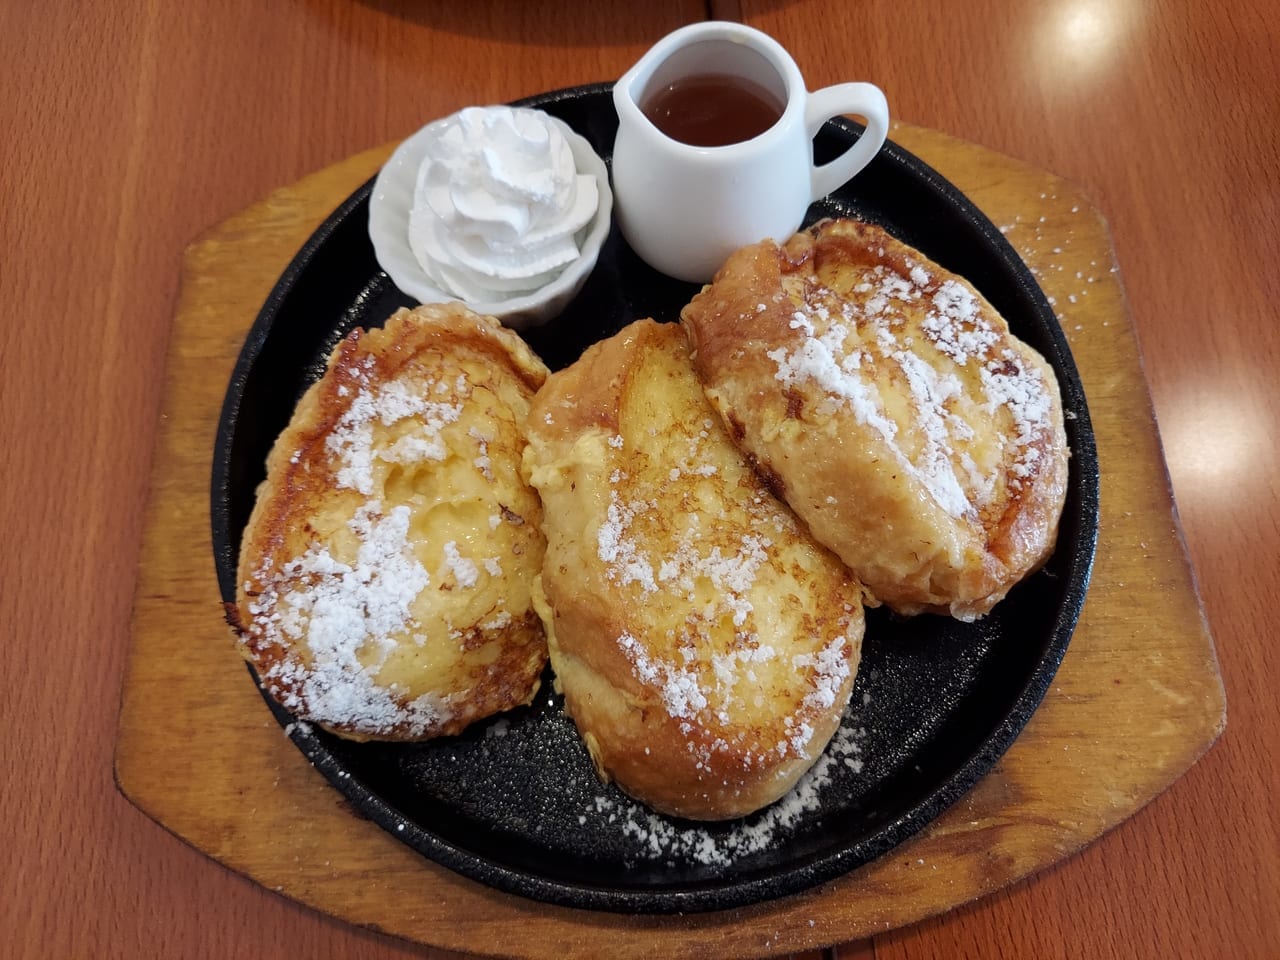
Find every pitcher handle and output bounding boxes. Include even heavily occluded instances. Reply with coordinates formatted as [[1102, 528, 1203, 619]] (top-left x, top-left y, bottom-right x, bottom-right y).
[[805, 82, 890, 201]]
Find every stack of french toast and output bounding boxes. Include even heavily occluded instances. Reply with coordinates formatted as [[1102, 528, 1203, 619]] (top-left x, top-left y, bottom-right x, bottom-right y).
[[228, 219, 1068, 821]]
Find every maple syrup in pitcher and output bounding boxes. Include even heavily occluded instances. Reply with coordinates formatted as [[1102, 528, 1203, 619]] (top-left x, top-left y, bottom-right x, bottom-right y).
[[612, 22, 889, 280], [641, 73, 785, 147]]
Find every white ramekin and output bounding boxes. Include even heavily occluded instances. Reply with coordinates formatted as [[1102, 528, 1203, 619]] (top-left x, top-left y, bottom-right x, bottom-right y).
[[367, 112, 613, 330]]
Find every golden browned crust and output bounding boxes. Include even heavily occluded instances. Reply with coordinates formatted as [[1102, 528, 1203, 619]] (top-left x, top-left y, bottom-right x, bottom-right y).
[[523, 319, 864, 820], [233, 304, 550, 741], [681, 219, 1069, 620]]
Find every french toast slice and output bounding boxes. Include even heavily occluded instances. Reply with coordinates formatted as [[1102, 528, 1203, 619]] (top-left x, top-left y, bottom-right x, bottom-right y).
[[231, 304, 550, 741], [523, 319, 864, 820], [682, 219, 1069, 620]]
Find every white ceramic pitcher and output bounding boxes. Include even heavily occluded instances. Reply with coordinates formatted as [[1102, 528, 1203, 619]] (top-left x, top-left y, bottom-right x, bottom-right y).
[[612, 22, 890, 283]]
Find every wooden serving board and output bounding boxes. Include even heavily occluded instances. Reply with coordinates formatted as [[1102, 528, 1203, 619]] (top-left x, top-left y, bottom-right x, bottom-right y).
[[115, 122, 1225, 959]]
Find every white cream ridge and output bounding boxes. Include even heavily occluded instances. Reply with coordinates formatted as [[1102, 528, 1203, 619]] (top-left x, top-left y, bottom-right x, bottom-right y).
[[408, 106, 599, 302]]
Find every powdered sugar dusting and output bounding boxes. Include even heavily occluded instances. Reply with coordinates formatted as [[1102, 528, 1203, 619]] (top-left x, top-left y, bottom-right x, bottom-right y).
[[923, 281, 999, 365], [249, 502, 452, 737], [597, 485, 659, 592], [613, 615, 856, 767], [980, 349, 1053, 483], [593, 391, 858, 758], [891, 348, 970, 517], [764, 251, 1055, 513], [593, 704, 869, 866], [768, 310, 898, 443], [793, 633, 854, 714], [441, 540, 479, 589], [326, 370, 462, 495], [617, 631, 708, 719]]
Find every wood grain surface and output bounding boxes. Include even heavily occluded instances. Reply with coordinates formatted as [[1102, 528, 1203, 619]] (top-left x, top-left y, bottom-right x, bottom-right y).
[[728, 4, 1280, 958], [3, 0, 1276, 958], [116, 123, 1222, 960]]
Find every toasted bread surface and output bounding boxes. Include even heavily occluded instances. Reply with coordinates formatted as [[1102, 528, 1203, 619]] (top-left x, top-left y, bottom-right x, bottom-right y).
[[681, 219, 1069, 620], [523, 319, 864, 820], [232, 304, 550, 741]]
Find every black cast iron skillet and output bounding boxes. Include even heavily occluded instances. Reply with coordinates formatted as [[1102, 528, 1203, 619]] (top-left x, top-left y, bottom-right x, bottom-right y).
[[211, 83, 1099, 914]]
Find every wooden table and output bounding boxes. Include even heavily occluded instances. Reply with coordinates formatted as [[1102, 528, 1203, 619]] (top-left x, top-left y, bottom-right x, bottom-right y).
[[3, 1, 1275, 957]]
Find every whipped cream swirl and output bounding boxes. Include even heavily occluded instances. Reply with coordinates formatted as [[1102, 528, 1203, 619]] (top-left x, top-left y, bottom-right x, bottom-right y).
[[407, 106, 599, 303]]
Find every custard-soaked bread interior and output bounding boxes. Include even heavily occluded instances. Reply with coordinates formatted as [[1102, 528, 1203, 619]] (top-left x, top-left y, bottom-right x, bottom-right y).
[[232, 304, 550, 741], [682, 218, 1069, 620], [523, 319, 865, 820]]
